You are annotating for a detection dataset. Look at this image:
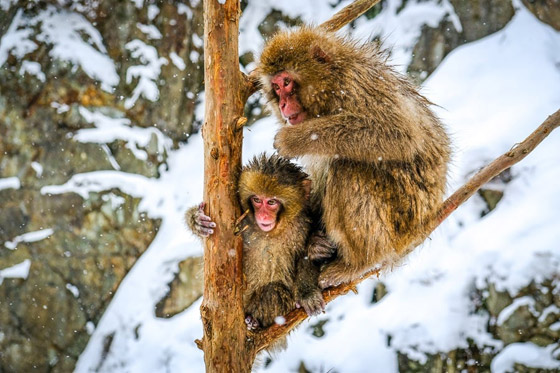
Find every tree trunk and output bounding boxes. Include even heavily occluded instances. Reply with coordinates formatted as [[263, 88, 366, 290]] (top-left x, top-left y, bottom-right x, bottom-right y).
[[201, 0, 256, 371]]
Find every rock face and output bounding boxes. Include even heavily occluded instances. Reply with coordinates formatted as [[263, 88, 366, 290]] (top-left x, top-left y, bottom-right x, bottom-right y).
[[155, 256, 203, 318], [397, 277, 560, 372], [522, 0, 560, 30], [408, 0, 515, 82], [1, 1, 558, 372], [0, 1, 203, 371]]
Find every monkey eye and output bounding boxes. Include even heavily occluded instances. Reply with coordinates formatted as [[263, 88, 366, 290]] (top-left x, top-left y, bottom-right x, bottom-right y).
[[283, 77, 291, 87], [272, 83, 280, 91], [267, 199, 278, 206], [252, 196, 262, 204]]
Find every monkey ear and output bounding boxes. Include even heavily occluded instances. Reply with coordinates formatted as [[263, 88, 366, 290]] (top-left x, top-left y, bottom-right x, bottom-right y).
[[302, 179, 312, 200], [311, 45, 331, 64]]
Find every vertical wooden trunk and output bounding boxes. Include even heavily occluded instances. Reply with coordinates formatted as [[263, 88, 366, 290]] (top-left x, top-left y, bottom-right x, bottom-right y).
[[201, 0, 256, 371]]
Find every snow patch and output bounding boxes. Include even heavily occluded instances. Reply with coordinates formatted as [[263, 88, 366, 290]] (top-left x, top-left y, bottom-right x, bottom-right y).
[[137, 23, 162, 40], [0, 259, 31, 285], [491, 343, 560, 373], [124, 39, 168, 109], [75, 107, 171, 162], [169, 52, 186, 71], [4, 229, 54, 250], [0, 9, 38, 67], [19, 60, 46, 82], [35, 6, 119, 91], [0, 177, 21, 191]]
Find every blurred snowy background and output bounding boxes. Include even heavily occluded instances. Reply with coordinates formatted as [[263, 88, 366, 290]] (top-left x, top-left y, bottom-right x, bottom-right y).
[[1, 0, 559, 372]]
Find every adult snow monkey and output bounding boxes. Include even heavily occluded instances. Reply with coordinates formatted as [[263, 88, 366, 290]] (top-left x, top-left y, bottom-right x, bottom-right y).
[[257, 26, 451, 289]]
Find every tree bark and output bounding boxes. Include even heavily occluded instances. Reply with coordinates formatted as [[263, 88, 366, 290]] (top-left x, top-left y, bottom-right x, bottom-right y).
[[201, 0, 256, 371], [320, 0, 381, 32]]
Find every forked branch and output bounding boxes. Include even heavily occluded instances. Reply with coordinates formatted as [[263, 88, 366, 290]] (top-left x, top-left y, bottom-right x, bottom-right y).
[[253, 108, 560, 352]]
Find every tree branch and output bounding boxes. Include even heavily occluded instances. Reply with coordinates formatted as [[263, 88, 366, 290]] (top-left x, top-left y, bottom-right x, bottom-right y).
[[319, 0, 381, 32], [253, 108, 560, 352], [201, 0, 254, 370], [432, 109, 560, 228]]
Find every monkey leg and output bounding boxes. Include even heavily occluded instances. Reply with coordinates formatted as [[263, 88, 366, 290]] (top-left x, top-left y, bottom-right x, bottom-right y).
[[295, 254, 325, 316], [245, 282, 294, 329], [307, 231, 337, 263], [318, 257, 373, 289]]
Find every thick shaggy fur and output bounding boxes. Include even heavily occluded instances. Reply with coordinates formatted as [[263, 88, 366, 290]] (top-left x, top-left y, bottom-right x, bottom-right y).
[[186, 154, 322, 350], [258, 27, 451, 287], [238, 154, 314, 329]]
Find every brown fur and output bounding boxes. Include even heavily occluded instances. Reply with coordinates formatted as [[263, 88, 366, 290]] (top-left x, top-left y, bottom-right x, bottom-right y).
[[239, 154, 315, 329], [186, 154, 323, 349], [258, 27, 451, 288]]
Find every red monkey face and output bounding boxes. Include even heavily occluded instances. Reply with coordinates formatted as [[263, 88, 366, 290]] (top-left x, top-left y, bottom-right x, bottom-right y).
[[271, 71, 306, 125], [250, 195, 281, 232]]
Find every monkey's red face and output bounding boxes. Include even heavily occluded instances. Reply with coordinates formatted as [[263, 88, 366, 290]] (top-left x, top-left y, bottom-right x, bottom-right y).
[[271, 71, 306, 125], [251, 195, 281, 232]]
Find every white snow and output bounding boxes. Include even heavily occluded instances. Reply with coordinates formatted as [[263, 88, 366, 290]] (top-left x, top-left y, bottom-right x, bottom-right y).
[[147, 5, 160, 21], [0, 9, 38, 67], [124, 39, 168, 109], [491, 343, 560, 373], [496, 296, 536, 326], [35, 6, 119, 92], [0, 177, 21, 191], [75, 107, 171, 162], [4, 228, 54, 250], [137, 23, 162, 40], [169, 52, 186, 71], [177, 4, 193, 20], [66, 283, 81, 298], [16, 0, 555, 371], [31, 162, 44, 177], [0, 259, 31, 285], [0, 0, 17, 11], [19, 60, 46, 82], [0, 7, 118, 91]]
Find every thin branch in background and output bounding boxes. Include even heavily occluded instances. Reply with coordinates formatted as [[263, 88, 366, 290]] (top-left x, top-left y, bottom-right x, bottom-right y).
[[319, 0, 381, 32]]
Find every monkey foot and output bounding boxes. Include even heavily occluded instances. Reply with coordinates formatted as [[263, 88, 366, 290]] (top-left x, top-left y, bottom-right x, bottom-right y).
[[307, 232, 337, 262], [296, 291, 326, 316], [318, 270, 347, 289], [245, 315, 260, 330], [319, 278, 343, 290]]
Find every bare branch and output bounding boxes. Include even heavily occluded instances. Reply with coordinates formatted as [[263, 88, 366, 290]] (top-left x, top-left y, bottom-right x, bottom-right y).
[[319, 0, 381, 32], [253, 108, 560, 352], [242, 70, 262, 101], [433, 109, 560, 228]]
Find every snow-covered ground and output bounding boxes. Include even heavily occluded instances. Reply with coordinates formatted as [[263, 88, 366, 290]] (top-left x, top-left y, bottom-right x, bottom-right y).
[[7, 0, 553, 371]]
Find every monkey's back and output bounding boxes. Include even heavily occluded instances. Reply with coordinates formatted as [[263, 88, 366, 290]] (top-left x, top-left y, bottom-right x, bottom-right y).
[[259, 26, 451, 281]]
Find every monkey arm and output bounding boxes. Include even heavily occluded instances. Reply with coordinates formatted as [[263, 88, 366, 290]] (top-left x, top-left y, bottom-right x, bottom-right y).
[[274, 114, 420, 162], [294, 254, 325, 316], [245, 282, 294, 329]]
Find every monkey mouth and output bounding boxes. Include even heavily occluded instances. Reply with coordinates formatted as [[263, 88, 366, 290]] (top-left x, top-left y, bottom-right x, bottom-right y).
[[287, 112, 305, 125], [258, 221, 276, 232]]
